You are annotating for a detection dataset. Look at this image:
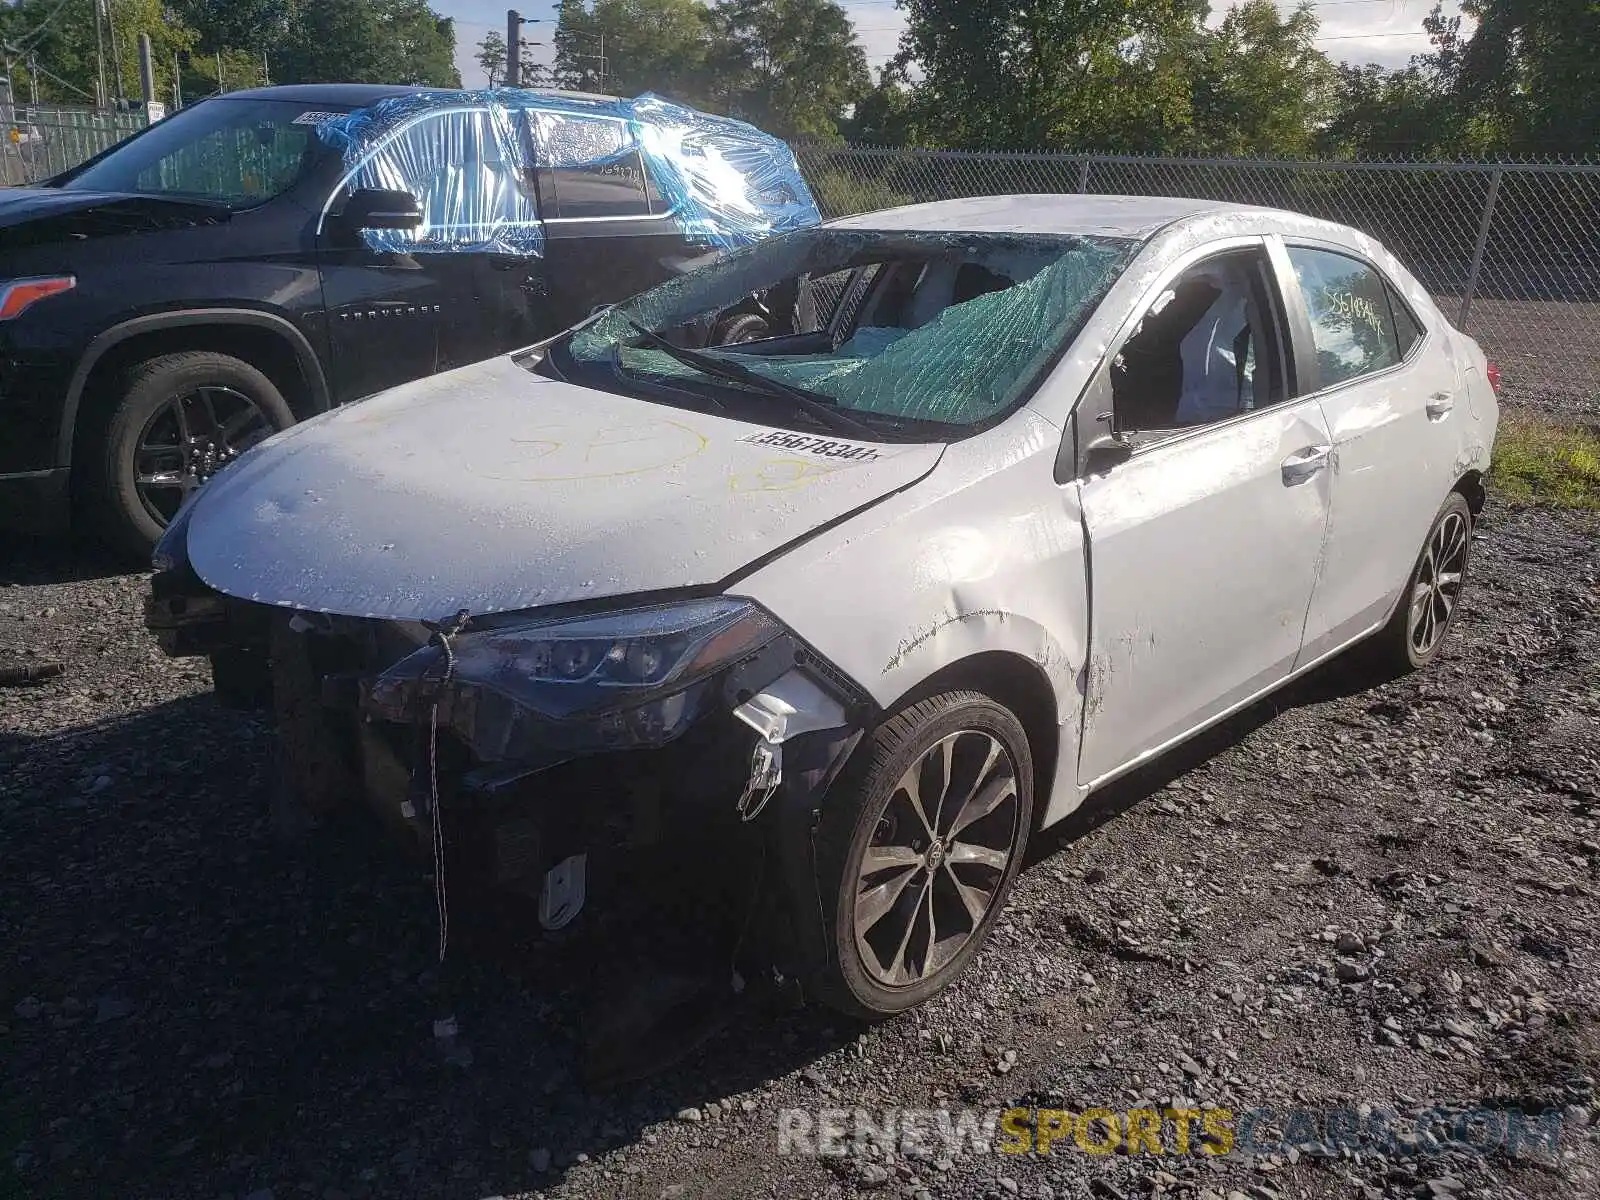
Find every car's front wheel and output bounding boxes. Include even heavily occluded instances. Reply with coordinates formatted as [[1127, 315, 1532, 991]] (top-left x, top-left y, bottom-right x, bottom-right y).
[[85, 350, 295, 559], [811, 691, 1034, 1018]]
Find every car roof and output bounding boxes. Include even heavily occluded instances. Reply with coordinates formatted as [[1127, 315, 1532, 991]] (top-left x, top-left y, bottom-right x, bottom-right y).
[[217, 84, 430, 106], [826, 194, 1272, 240], [217, 83, 630, 109]]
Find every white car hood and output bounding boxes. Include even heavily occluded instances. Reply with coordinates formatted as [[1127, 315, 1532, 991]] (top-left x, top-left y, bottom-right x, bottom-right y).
[[185, 355, 943, 620]]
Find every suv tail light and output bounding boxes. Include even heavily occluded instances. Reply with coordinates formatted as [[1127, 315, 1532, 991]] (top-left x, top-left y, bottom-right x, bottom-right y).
[[1485, 361, 1502, 395]]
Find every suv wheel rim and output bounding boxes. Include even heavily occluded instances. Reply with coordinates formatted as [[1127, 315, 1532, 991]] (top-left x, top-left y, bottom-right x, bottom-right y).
[[134, 386, 272, 524], [1408, 509, 1469, 657], [853, 730, 1019, 988]]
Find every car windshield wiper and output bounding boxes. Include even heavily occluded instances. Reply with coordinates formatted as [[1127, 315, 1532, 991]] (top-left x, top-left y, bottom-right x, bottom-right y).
[[617, 316, 881, 441]]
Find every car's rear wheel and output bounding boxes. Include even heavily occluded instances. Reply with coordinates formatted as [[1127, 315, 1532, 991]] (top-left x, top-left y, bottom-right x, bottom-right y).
[[1367, 491, 1475, 675], [810, 691, 1034, 1018], [85, 351, 294, 560]]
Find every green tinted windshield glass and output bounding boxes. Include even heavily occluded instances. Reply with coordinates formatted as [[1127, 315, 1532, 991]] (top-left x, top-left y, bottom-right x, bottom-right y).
[[64, 98, 339, 207], [566, 228, 1138, 429]]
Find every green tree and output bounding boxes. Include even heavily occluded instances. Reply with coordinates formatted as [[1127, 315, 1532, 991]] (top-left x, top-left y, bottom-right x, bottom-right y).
[[710, 0, 869, 140], [477, 29, 509, 87], [844, 68, 917, 145], [1452, 0, 1600, 155], [1, 0, 198, 105], [1309, 0, 1597, 158], [553, 0, 717, 104], [1185, 1, 1337, 156], [274, 0, 460, 87], [1314, 62, 1456, 157], [891, 0, 1210, 150], [169, 0, 294, 54]]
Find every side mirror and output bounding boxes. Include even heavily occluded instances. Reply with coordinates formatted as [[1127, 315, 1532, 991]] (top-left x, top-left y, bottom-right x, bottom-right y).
[[1082, 429, 1134, 475], [340, 188, 424, 231]]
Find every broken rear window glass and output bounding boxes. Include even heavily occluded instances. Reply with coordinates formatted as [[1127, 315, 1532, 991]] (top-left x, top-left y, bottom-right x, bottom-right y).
[[548, 228, 1139, 435]]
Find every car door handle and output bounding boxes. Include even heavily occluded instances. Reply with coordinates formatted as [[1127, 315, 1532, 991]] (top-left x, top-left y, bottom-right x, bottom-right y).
[[1281, 444, 1331, 486], [1426, 392, 1455, 420]]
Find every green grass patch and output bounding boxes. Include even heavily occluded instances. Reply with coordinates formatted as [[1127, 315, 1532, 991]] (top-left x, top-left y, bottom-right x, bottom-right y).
[[1490, 413, 1600, 509]]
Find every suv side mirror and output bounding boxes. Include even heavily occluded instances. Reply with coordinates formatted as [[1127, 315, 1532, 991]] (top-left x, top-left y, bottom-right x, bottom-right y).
[[340, 188, 424, 231]]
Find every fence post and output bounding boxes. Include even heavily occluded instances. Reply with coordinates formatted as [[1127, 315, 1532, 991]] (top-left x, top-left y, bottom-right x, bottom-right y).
[[1458, 168, 1502, 329], [1077, 156, 1092, 194]]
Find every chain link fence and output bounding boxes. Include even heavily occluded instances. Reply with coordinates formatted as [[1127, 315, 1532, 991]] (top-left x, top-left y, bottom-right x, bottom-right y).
[[796, 147, 1600, 413], [1, 104, 148, 187]]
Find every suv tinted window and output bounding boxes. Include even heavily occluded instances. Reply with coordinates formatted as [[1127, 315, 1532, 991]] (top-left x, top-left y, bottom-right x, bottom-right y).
[[532, 115, 653, 219], [1286, 246, 1404, 388], [63, 98, 332, 208]]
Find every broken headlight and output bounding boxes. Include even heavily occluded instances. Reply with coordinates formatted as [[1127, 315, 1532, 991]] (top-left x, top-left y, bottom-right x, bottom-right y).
[[365, 598, 783, 760]]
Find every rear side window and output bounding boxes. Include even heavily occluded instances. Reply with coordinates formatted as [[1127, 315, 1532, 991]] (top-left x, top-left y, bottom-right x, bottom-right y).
[[529, 114, 654, 219], [1286, 246, 1405, 388], [1387, 283, 1425, 359]]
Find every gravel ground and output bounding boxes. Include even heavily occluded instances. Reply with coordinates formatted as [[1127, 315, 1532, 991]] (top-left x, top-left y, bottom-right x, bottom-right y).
[[3, 499, 1599, 1200]]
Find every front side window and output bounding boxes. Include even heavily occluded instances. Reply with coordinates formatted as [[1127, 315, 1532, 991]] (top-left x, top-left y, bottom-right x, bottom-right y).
[[349, 108, 540, 250], [1111, 248, 1286, 435], [63, 98, 335, 208], [1287, 246, 1405, 388], [526, 113, 654, 219], [541, 228, 1139, 438]]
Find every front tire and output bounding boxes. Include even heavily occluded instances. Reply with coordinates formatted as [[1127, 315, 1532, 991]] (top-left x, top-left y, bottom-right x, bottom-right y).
[[1367, 491, 1475, 676], [84, 350, 294, 560], [810, 691, 1034, 1019]]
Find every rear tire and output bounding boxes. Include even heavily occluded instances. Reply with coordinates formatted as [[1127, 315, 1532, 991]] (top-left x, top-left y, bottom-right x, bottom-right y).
[[1365, 491, 1475, 677], [82, 350, 294, 561], [809, 691, 1034, 1019]]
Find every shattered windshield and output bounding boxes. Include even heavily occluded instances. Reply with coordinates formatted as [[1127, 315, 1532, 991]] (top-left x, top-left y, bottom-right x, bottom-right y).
[[544, 226, 1139, 436], [61, 98, 340, 207]]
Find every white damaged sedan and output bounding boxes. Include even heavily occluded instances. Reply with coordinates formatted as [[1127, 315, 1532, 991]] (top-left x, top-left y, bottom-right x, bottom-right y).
[[147, 195, 1500, 1018]]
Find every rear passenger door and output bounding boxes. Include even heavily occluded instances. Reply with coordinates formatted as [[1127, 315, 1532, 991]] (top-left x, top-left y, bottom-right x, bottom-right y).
[[1271, 239, 1449, 666], [518, 109, 706, 336]]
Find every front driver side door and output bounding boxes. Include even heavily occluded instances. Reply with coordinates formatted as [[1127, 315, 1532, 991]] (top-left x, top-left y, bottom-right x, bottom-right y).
[[1073, 239, 1333, 786], [317, 105, 540, 403]]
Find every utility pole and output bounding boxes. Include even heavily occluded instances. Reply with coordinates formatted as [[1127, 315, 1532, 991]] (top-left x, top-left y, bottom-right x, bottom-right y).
[[138, 33, 165, 121], [507, 10, 521, 87], [137, 34, 154, 103], [103, 0, 128, 105], [506, 11, 542, 88], [93, 0, 109, 108]]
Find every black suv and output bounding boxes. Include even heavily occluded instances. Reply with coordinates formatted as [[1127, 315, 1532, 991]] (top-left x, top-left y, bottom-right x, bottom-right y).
[[0, 83, 818, 555]]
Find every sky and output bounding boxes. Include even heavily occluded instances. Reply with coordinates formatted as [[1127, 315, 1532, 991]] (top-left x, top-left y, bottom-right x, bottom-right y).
[[439, 0, 1458, 91]]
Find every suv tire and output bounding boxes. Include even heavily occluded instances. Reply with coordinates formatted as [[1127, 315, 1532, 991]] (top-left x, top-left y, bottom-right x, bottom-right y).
[[84, 350, 295, 560]]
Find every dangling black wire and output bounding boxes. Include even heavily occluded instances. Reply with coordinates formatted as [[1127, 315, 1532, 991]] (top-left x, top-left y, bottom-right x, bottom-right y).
[[418, 608, 471, 965]]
